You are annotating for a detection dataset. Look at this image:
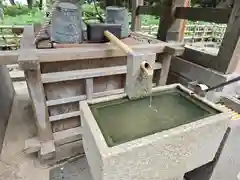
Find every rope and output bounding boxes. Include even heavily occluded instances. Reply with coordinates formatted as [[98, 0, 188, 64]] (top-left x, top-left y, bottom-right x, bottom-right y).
[[34, 0, 61, 44]]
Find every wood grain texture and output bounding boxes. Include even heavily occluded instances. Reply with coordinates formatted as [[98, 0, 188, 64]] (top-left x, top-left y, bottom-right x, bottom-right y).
[[131, 0, 144, 31], [20, 25, 55, 160], [158, 54, 172, 86], [137, 5, 165, 16], [216, 0, 240, 73], [0, 36, 184, 65], [18, 25, 39, 70], [86, 78, 93, 100], [175, 7, 231, 24], [41, 63, 162, 84], [25, 65, 54, 142], [182, 45, 217, 69], [157, 0, 176, 41], [53, 126, 83, 146]]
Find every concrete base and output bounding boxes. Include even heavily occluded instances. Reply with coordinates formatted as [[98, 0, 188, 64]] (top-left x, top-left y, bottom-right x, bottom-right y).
[[81, 84, 230, 180], [0, 65, 15, 154]]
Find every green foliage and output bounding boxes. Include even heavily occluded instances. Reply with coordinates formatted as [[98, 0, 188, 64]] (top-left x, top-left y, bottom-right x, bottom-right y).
[[141, 15, 159, 26], [191, 0, 222, 7], [4, 4, 39, 17], [3, 11, 44, 25]]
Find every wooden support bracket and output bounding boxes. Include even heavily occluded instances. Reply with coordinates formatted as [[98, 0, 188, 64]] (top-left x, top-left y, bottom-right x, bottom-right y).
[[20, 25, 56, 160]]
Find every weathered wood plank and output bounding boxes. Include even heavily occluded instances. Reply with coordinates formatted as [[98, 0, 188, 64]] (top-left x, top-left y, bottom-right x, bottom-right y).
[[18, 25, 39, 70], [93, 89, 125, 98], [157, 0, 176, 41], [41, 63, 162, 84], [171, 56, 228, 87], [42, 66, 126, 83], [46, 89, 125, 107], [0, 51, 19, 65], [0, 41, 184, 65], [25, 126, 83, 154], [137, 5, 165, 16], [39, 140, 55, 161], [47, 95, 86, 106], [49, 111, 81, 122], [182, 45, 217, 69], [53, 127, 83, 146], [215, 0, 240, 73], [175, 7, 232, 24], [24, 137, 41, 154], [37, 43, 168, 62], [20, 25, 55, 160], [158, 54, 172, 86], [166, 0, 187, 41], [24, 65, 55, 141], [131, 0, 143, 31], [86, 78, 94, 100]]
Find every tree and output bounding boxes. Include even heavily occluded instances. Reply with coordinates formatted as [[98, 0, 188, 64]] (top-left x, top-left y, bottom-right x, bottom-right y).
[[0, 1, 4, 20], [27, 0, 33, 9], [9, 0, 16, 5], [191, 0, 222, 7]]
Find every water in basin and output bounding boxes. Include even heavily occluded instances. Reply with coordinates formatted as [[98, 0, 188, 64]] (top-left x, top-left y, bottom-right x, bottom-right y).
[[90, 87, 220, 147]]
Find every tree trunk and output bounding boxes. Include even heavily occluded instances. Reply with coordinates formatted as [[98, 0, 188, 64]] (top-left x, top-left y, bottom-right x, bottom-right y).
[[39, 0, 43, 10], [9, 0, 16, 5], [27, 0, 33, 9]]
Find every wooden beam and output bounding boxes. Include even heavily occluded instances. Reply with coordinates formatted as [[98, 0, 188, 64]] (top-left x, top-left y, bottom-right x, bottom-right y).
[[0, 32, 184, 65], [25, 127, 83, 154], [47, 95, 87, 106], [41, 62, 162, 84], [49, 111, 81, 122], [158, 54, 172, 86], [20, 25, 55, 160], [46, 89, 125, 107], [215, 0, 240, 73], [18, 25, 38, 70], [165, 0, 188, 42], [0, 51, 19, 65], [177, 0, 190, 42], [53, 127, 83, 146], [137, 5, 165, 16], [171, 56, 228, 87], [182, 45, 217, 69], [131, 0, 143, 31], [175, 7, 232, 24], [42, 65, 127, 83]]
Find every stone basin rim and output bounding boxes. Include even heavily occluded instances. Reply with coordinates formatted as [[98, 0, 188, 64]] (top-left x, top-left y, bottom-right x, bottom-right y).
[[80, 83, 230, 157]]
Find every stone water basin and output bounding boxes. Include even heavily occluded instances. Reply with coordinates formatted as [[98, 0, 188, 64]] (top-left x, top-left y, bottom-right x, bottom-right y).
[[80, 84, 230, 180]]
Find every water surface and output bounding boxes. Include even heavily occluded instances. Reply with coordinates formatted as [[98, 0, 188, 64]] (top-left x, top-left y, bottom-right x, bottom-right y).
[[90, 88, 220, 147]]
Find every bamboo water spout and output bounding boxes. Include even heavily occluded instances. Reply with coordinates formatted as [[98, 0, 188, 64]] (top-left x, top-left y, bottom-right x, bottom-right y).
[[140, 61, 154, 78]]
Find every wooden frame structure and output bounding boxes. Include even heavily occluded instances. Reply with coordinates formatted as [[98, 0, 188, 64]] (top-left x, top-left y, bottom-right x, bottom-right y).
[[0, 0, 239, 162], [132, 0, 240, 74], [0, 24, 183, 161]]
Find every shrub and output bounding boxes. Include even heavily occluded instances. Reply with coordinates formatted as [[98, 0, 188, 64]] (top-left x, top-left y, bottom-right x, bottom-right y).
[[4, 4, 38, 17]]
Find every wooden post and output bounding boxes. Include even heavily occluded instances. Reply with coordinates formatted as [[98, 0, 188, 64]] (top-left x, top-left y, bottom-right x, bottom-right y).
[[157, 0, 187, 42], [19, 25, 55, 161], [157, 0, 176, 41], [131, 0, 143, 32], [178, 0, 190, 42], [158, 54, 172, 86], [215, 0, 240, 74]]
